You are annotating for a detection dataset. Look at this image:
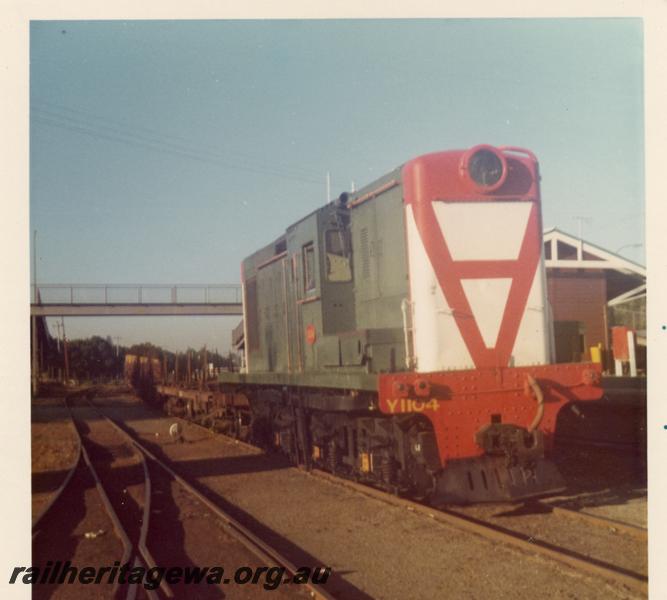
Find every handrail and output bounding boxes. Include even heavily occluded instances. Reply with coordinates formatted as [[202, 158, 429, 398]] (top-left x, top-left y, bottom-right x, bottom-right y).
[[31, 283, 242, 305], [401, 298, 415, 370]]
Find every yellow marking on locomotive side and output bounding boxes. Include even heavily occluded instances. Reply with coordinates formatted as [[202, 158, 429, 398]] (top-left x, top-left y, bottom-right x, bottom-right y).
[[360, 452, 371, 473], [385, 398, 440, 413]]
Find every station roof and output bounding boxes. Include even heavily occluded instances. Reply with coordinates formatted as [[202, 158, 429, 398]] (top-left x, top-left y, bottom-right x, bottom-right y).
[[543, 227, 645, 307], [543, 227, 645, 277]]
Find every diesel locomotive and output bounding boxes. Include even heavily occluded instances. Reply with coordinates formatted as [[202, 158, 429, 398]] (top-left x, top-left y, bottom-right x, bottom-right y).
[[164, 145, 603, 504]]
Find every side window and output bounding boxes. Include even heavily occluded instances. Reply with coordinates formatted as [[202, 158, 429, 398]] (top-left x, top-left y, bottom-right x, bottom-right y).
[[303, 243, 316, 293], [325, 229, 352, 282]]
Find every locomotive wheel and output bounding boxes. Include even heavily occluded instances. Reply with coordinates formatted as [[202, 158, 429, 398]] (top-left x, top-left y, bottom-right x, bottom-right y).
[[249, 414, 272, 448], [408, 463, 436, 501]]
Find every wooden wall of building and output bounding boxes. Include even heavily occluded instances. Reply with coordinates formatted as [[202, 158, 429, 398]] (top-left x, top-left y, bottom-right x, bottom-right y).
[[546, 269, 608, 362]]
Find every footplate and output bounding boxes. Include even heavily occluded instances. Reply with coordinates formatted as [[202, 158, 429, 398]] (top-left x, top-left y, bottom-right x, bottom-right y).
[[433, 455, 565, 504]]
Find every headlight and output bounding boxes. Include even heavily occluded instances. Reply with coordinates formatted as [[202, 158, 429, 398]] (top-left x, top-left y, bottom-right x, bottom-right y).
[[460, 145, 508, 192]]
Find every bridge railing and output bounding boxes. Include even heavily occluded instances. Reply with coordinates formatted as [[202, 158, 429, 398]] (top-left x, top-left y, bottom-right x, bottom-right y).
[[31, 284, 242, 305]]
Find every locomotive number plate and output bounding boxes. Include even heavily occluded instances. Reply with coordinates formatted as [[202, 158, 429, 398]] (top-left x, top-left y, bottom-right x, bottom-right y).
[[384, 398, 439, 413]]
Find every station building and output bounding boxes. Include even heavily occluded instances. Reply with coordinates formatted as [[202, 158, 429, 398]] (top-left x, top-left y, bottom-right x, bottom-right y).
[[543, 228, 645, 370]]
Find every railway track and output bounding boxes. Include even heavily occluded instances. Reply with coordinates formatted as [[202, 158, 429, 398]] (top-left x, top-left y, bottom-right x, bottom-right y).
[[82, 398, 336, 600], [540, 500, 647, 542], [32, 411, 82, 536], [67, 397, 159, 600], [309, 474, 647, 596], [32, 398, 146, 599], [158, 409, 648, 597], [34, 396, 334, 599]]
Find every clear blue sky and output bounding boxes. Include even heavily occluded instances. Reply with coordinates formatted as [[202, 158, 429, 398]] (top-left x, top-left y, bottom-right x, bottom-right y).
[[30, 18, 644, 352]]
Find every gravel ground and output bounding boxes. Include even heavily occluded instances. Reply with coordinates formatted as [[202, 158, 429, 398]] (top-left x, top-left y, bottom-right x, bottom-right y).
[[32, 398, 127, 599], [68, 402, 147, 547], [98, 394, 646, 600], [32, 458, 124, 599], [551, 445, 647, 529], [144, 453, 312, 598], [32, 395, 311, 599], [553, 389, 647, 531], [32, 399, 79, 523], [446, 501, 646, 577], [572, 498, 646, 529], [547, 490, 647, 530]]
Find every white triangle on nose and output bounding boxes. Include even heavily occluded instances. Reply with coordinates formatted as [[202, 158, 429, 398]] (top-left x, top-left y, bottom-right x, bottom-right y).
[[434, 202, 532, 261], [461, 278, 513, 348]]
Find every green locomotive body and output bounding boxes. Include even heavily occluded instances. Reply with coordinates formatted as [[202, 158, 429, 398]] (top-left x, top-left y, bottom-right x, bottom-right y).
[[195, 146, 604, 503]]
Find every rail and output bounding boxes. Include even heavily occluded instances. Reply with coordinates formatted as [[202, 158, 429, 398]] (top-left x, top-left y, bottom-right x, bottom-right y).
[[97, 403, 337, 600], [63, 396, 136, 598], [32, 404, 82, 537]]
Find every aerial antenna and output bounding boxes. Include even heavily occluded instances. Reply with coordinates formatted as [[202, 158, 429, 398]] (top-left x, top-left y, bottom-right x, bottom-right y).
[[573, 215, 592, 241], [572, 216, 592, 261]]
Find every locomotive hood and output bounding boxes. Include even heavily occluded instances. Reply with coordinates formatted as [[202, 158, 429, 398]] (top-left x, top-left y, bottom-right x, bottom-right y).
[[401, 146, 552, 372]]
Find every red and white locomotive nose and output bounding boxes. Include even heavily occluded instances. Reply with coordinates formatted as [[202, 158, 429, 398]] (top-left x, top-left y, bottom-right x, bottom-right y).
[[402, 145, 550, 372]]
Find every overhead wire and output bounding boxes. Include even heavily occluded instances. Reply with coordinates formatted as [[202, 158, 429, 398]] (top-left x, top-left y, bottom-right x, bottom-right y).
[[31, 100, 331, 185], [33, 99, 328, 179], [32, 114, 326, 185]]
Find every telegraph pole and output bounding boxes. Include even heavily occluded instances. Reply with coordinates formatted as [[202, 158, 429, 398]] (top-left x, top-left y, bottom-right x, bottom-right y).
[[62, 317, 70, 383], [55, 320, 62, 352], [31, 316, 38, 395], [33, 230, 37, 302], [200, 346, 208, 389], [31, 229, 38, 395], [53, 320, 62, 381]]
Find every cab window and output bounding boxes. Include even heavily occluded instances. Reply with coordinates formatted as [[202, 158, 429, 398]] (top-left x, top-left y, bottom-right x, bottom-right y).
[[325, 230, 352, 282], [303, 243, 316, 293]]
